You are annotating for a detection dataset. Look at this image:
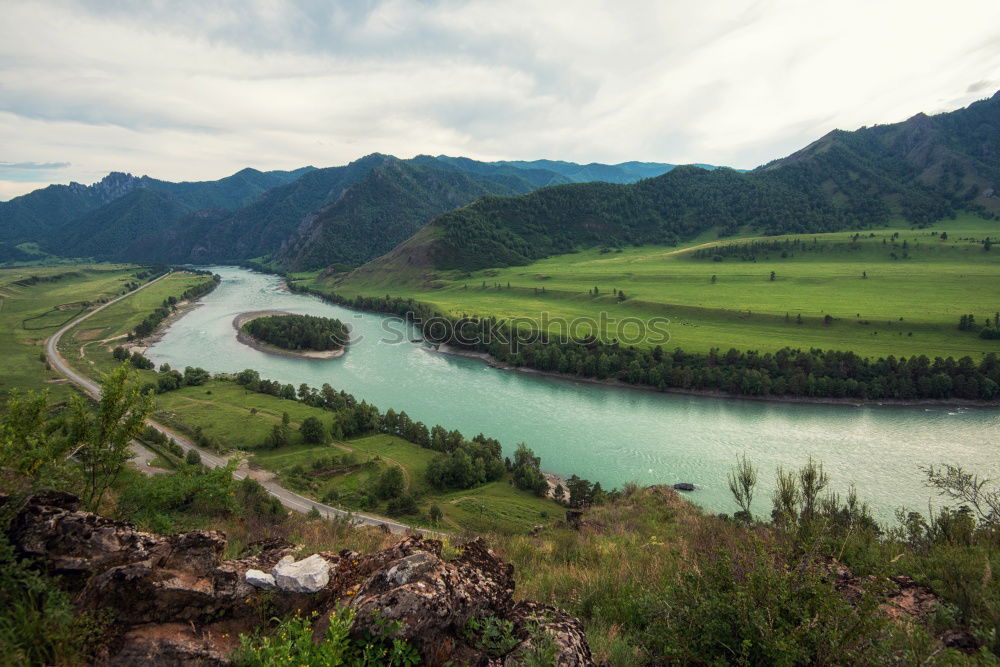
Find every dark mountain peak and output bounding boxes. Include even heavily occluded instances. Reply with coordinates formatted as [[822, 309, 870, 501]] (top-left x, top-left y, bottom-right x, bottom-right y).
[[349, 152, 396, 168], [92, 171, 143, 202]]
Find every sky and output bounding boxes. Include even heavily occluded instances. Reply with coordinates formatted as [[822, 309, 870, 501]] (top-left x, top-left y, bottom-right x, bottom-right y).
[[1, 0, 999, 201]]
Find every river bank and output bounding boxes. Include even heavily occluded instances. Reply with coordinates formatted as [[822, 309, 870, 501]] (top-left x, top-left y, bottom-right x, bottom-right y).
[[127, 297, 203, 356], [233, 310, 346, 359], [428, 343, 999, 410]]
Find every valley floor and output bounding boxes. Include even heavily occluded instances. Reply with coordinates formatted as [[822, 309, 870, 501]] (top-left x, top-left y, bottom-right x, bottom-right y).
[[318, 215, 1000, 361]]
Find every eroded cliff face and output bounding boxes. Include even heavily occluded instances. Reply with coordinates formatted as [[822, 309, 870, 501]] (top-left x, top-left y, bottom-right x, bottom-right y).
[[8, 491, 593, 666]]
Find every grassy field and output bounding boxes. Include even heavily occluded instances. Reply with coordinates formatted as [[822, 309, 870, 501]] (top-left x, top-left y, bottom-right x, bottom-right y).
[[57, 270, 214, 379], [320, 215, 1000, 359], [0, 264, 146, 399], [151, 379, 560, 533]]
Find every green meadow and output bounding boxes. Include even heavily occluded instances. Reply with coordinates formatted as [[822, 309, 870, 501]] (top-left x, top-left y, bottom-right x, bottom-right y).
[[152, 380, 560, 534], [321, 215, 1000, 360], [0, 264, 143, 398], [58, 270, 213, 379]]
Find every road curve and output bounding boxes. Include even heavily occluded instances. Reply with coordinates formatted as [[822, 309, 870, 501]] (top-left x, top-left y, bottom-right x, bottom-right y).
[[46, 272, 439, 536]]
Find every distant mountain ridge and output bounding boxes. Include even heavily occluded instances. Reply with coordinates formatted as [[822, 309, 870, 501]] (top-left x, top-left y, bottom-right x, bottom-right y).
[[0, 154, 705, 267], [437, 156, 734, 184], [345, 91, 1000, 278]]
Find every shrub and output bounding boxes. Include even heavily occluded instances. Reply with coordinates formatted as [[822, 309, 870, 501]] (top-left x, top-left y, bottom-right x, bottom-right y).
[[299, 416, 326, 444], [386, 494, 418, 516], [232, 608, 418, 667], [375, 466, 405, 499]]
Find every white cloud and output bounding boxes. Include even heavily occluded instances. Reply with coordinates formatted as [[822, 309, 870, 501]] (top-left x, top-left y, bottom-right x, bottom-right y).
[[1, 0, 998, 199]]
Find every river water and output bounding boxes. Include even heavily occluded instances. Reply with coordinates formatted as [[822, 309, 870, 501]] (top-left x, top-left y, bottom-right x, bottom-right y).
[[148, 267, 1000, 521]]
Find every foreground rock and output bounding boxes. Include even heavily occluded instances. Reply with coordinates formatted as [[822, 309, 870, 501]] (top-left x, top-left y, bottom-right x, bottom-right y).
[[271, 553, 330, 592], [9, 492, 593, 666]]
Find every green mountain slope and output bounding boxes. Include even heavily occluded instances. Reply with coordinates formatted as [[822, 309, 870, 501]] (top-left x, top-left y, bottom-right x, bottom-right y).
[[356, 92, 1000, 275], [275, 157, 546, 270]]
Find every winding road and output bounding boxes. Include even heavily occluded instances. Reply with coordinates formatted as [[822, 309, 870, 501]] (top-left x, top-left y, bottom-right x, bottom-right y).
[[46, 272, 437, 536]]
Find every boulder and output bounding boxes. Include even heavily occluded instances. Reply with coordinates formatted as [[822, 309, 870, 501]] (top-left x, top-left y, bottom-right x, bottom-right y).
[[504, 600, 593, 666], [673, 482, 696, 491], [245, 569, 276, 590], [271, 553, 330, 593]]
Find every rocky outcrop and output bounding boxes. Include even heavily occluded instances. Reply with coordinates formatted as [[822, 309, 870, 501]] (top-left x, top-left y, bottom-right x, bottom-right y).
[[8, 492, 593, 666]]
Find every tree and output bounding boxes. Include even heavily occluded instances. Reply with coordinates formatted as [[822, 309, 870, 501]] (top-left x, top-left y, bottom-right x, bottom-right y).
[[183, 366, 210, 386], [299, 416, 326, 444], [68, 365, 153, 510], [386, 493, 418, 516], [553, 483, 565, 503], [511, 443, 547, 496], [0, 389, 71, 494], [565, 474, 593, 508], [921, 464, 999, 528], [262, 423, 289, 449], [429, 504, 443, 524], [797, 457, 828, 525], [375, 465, 405, 499], [727, 454, 758, 522], [185, 448, 202, 465]]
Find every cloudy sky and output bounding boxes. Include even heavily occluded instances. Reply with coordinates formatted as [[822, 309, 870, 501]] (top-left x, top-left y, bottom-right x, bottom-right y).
[[1, 0, 999, 200]]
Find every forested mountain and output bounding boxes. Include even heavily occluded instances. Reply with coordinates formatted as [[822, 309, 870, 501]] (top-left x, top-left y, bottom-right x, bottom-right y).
[[0, 167, 310, 262], [352, 92, 1000, 275], [2, 154, 652, 267], [274, 157, 541, 270], [123, 155, 393, 264]]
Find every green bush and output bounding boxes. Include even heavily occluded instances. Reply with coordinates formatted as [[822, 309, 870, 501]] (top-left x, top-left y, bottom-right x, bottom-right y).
[[374, 466, 405, 499], [0, 536, 108, 665], [232, 608, 418, 667]]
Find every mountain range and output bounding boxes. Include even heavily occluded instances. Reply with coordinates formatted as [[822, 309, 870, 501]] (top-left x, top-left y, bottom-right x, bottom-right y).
[[0, 155, 683, 268], [347, 91, 1000, 278]]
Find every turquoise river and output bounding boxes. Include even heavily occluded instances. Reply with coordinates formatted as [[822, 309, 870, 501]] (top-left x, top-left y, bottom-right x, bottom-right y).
[[148, 267, 1000, 521]]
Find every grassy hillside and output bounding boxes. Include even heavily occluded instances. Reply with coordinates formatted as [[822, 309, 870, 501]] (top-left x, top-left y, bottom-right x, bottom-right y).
[[322, 216, 1000, 360], [55, 270, 215, 379], [0, 264, 151, 398]]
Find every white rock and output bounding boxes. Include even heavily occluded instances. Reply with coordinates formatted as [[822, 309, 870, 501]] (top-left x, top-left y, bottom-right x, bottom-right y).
[[245, 569, 276, 590], [271, 553, 330, 593]]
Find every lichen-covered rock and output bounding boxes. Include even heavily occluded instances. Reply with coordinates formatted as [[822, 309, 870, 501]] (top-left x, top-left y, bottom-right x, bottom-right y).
[[504, 600, 593, 666]]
